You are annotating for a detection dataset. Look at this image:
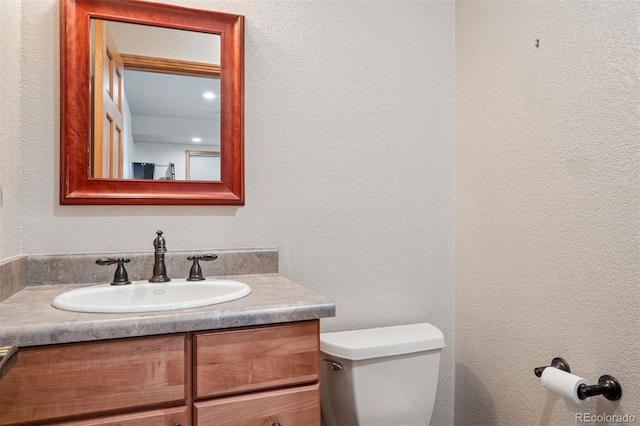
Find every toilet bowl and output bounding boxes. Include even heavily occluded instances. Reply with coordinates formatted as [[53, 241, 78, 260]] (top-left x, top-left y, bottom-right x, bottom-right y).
[[320, 323, 445, 426]]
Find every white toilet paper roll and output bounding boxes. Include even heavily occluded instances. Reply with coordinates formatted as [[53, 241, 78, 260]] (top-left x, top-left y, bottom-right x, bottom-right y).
[[541, 367, 588, 404]]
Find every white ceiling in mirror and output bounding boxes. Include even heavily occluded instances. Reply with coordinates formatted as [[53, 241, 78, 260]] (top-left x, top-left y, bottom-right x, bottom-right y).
[[125, 70, 220, 146]]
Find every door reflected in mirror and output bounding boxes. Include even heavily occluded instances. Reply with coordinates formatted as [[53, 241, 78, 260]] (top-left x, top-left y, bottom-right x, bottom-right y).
[[186, 151, 221, 181], [90, 19, 221, 181]]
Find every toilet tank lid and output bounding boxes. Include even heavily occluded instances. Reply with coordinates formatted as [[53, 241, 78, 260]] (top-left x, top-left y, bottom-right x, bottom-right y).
[[320, 323, 445, 361]]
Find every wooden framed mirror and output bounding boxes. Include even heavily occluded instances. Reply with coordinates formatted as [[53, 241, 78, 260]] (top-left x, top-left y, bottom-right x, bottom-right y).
[[60, 0, 244, 205]]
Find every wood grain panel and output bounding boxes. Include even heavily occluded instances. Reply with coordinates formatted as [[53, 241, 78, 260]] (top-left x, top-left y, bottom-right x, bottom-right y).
[[120, 54, 221, 78], [194, 321, 319, 398], [58, 405, 188, 426], [194, 383, 320, 426], [0, 334, 187, 425]]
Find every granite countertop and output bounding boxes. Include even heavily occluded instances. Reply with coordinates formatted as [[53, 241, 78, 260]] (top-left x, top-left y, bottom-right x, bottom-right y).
[[0, 274, 335, 348]]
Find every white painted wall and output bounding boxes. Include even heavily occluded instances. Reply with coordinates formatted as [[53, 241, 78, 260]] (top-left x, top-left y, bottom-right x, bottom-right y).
[[1, 0, 455, 423], [132, 141, 217, 180], [122, 93, 134, 179], [455, 1, 639, 424], [0, 0, 22, 260], [106, 20, 220, 64]]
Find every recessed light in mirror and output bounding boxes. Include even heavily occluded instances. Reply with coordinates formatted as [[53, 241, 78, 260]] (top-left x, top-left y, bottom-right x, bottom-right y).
[[202, 91, 216, 100], [192, 137, 202, 142]]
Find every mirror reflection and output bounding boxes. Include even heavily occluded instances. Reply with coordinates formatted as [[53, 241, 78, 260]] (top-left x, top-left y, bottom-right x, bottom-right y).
[[90, 19, 221, 181]]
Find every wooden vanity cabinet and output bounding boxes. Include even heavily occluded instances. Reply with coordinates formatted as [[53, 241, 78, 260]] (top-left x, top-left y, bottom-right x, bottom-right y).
[[58, 406, 188, 426], [194, 383, 320, 425], [0, 320, 321, 426], [194, 320, 319, 398], [0, 334, 187, 426], [193, 320, 320, 426]]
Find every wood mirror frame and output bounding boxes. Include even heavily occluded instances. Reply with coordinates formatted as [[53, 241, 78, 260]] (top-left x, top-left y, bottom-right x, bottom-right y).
[[60, 0, 244, 205]]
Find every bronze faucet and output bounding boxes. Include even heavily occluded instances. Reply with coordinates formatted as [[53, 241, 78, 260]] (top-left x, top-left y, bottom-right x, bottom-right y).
[[96, 257, 131, 285], [149, 230, 170, 282]]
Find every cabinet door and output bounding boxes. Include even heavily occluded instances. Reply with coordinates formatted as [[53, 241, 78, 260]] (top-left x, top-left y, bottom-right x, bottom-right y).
[[0, 334, 187, 425], [194, 320, 319, 398], [58, 405, 188, 426], [194, 383, 320, 426]]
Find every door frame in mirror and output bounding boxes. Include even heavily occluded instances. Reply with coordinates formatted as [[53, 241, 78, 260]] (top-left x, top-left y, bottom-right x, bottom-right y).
[[60, 0, 244, 205]]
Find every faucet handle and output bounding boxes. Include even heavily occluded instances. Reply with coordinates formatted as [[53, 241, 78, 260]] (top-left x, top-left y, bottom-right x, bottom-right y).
[[96, 257, 131, 285], [186, 254, 218, 281]]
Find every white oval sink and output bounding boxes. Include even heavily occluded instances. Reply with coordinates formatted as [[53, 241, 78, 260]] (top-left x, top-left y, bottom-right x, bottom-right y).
[[51, 279, 251, 313]]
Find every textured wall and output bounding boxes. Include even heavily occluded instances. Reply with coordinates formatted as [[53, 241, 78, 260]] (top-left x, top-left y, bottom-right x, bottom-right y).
[[0, 0, 22, 260], [2, 0, 455, 423], [455, 1, 639, 425]]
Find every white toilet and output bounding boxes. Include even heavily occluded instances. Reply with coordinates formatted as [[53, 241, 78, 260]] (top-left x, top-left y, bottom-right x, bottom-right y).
[[320, 323, 445, 426]]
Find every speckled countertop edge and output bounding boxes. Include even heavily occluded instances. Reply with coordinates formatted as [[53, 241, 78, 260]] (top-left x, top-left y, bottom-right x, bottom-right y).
[[0, 274, 335, 347]]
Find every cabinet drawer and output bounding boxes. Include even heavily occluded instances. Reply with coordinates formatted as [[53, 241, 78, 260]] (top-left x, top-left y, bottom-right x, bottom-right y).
[[194, 321, 319, 398], [0, 334, 187, 425], [58, 405, 188, 426], [194, 383, 320, 426]]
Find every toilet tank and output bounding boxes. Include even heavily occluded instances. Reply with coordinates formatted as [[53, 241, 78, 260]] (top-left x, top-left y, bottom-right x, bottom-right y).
[[320, 323, 445, 426]]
